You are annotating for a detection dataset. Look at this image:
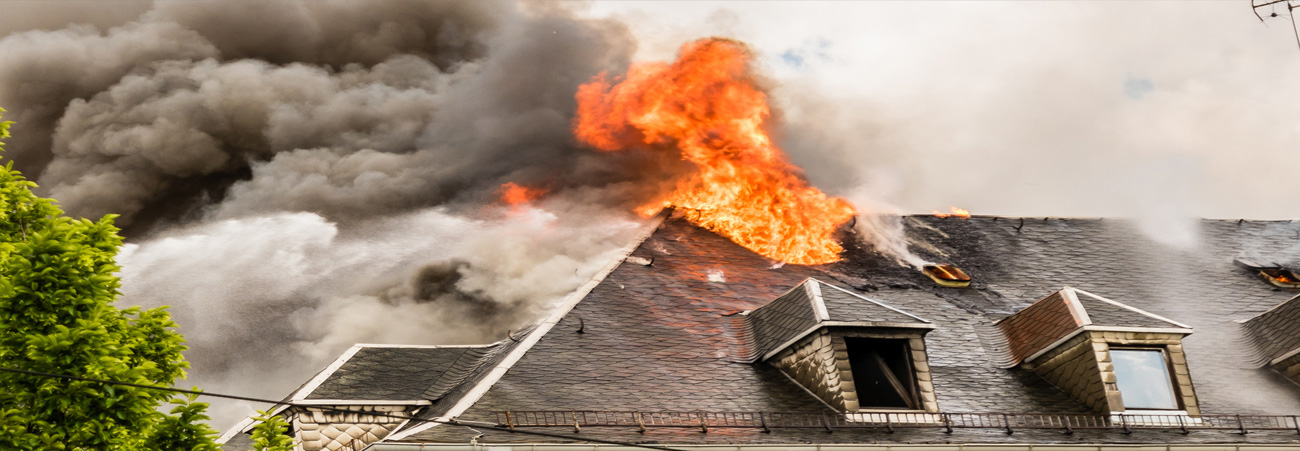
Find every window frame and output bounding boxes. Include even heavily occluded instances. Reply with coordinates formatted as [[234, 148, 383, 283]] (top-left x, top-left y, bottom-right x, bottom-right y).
[[1108, 345, 1184, 412], [844, 337, 922, 411]]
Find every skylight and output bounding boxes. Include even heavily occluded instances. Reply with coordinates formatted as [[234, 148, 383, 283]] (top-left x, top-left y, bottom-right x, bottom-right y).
[[922, 263, 971, 288]]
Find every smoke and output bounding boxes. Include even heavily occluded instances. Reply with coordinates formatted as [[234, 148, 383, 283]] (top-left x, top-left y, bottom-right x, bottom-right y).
[[116, 203, 642, 425], [592, 2, 1300, 225], [0, 0, 670, 231], [0, 0, 677, 428]]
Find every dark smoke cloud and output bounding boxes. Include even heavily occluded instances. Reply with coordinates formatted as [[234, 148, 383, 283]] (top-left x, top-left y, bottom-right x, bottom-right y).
[[0, 0, 667, 231], [0, 0, 665, 428]]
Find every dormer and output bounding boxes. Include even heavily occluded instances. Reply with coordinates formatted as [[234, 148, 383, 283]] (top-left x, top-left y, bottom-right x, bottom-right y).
[[744, 278, 937, 413], [1242, 294, 1300, 384], [996, 287, 1198, 415]]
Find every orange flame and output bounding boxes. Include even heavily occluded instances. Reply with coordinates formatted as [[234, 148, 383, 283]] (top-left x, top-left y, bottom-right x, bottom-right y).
[[499, 182, 546, 212], [573, 38, 855, 265], [933, 206, 970, 219]]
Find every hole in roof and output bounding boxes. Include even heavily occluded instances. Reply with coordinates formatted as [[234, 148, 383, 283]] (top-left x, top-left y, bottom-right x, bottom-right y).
[[923, 263, 970, 288], [1233, 257, 1300, 289], [1260, 268, 1300, 288]]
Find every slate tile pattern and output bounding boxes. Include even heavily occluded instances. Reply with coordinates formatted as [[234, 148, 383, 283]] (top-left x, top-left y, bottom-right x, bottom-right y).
[[994, 291, 1078, 366], [388, 215, 1300, 445], [1073, 291, 1185, 329], [817, 282, 928, 324], [1242, 293, 1300, 363], [743, 281, 819, 362], [306, 346, 495, 401]]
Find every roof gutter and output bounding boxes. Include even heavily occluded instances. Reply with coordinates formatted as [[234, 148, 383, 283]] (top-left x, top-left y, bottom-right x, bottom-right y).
[[365, 444, 1298, 451]]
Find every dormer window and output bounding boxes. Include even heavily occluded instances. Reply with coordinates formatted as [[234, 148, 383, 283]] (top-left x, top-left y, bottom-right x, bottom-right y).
[[996, 287, 1198, 415], [743, 278, 938, 413], [1110, 348, 1180, 410]]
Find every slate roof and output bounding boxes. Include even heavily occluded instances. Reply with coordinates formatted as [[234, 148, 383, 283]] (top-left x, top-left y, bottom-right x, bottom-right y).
[[1242, 293, 1300, 364], [1070, 288, 1190, 330], [742, 281, 821, 362], [299, 344, 498, 401], [376, 214, 1300, 445]]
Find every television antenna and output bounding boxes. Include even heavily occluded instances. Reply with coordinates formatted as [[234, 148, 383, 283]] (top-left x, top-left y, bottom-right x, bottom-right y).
[[1254, 0, 1300, 50]]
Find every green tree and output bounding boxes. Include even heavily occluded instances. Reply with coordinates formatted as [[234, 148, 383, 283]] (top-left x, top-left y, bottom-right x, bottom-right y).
[[249, 411, 295, 451], [0, 107, 218, 450]]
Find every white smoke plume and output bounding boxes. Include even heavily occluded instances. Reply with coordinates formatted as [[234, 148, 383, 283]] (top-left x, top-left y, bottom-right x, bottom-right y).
[[116, 203, 642, 426]]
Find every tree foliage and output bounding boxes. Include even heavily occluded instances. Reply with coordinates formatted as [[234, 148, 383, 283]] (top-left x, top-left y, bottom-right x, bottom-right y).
[[250, 411, 295, 451], [0, 107, 218, 449]]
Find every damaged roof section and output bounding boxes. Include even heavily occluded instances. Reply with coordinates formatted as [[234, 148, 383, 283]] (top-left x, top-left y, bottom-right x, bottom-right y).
[[742, 278, 931, 362]]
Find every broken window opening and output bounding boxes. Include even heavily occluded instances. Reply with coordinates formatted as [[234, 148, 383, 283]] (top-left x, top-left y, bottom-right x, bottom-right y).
[[845, 338, 919, 410], [1110, 348, 1180, 411]]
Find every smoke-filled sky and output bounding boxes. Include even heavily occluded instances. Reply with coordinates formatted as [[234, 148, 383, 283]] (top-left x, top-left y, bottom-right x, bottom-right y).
[[1, 0, 1298, 429]]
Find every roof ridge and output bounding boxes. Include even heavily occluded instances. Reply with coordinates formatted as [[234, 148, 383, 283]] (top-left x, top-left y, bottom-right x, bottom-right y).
[[1071, 287, 1193, 330], [385, 212, 669, 441], [809, 278, 931, 323]]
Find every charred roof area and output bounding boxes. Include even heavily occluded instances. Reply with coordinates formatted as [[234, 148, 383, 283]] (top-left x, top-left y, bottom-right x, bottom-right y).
[[390, 215, 1300, 445]]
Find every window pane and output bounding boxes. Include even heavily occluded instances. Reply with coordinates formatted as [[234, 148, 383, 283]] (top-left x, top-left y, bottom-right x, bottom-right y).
[[1110, 349, 1179, 410]]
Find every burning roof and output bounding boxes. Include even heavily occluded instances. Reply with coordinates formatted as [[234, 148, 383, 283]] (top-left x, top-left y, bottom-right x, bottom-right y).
[[574, 38, 856, 265], [223, 215, 1300, 448]]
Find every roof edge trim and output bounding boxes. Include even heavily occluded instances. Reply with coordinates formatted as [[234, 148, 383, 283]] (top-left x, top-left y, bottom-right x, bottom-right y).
[[290, 344, 365, 402], [217, 404, 291, 444], [807, 280, 830, 322], [1269, 345, 1300, 366], [351, 343, 494, 349], [1071, 288, 1194, 330], [1021, 325, 1194, 365], [1061, 287, 1091, 326], [1081, 325, 1194, 335], [811, 278, 931, 323], [822, 320, 937, 330], [1021, 328, 1086, 365], [760, 321, 936, 362], [292, 399, 433, 406], [385, 212, 669, 441]]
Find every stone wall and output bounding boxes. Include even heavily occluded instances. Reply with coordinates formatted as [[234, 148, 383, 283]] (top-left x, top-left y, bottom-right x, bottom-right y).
[[1023, 330, 1199, 415], [772, 329, 850, 411], [289, 405, 412, 451], [770, 327, 937, 413]]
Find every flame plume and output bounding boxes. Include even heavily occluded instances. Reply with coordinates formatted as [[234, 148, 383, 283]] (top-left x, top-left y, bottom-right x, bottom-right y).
[[574, 38, 855, 265]]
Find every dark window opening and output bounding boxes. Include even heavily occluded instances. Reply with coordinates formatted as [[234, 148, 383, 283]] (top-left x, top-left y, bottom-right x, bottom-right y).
[[846, 338, 919, 409], [1110, 348, 1180, 410]]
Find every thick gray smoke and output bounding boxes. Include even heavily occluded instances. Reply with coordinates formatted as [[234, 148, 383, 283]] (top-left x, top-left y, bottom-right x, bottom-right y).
[[0, 0, 678, 231], [0, 0, 670, 428]]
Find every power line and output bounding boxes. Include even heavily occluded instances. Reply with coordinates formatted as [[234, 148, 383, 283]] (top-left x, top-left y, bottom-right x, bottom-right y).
[[0, 366, 686, 451]]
